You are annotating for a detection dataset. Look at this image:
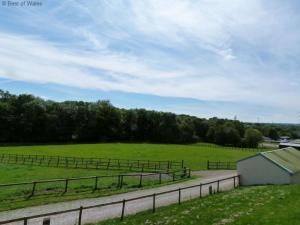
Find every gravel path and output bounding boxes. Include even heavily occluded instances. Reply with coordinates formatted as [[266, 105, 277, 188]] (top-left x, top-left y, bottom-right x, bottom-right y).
[[0, 170, 237, 225]]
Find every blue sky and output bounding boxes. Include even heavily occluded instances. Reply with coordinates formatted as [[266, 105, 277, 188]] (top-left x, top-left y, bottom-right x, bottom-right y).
[[1, 0, 300, 123]]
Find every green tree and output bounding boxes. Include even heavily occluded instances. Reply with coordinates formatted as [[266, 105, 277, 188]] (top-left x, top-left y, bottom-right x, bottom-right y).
[[244, 128, 263, 148], [268, 128, 279, 140]]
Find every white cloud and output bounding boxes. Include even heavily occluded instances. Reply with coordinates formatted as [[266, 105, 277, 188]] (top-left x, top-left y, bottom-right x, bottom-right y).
[[1, 0, 300, 122]]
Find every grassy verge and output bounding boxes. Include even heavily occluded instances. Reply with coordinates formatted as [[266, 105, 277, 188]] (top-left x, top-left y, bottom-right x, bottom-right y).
[[0, 143, 264, 170], [92, 184, 300, 225], [0, 164, 192, 211]]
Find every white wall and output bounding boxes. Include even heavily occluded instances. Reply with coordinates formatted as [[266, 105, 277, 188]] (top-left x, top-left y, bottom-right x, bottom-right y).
[[237, 155, 290, 186]]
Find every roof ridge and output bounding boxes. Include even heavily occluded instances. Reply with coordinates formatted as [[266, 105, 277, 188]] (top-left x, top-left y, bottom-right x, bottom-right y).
[[261, 147, 300, 174], [261, 147, 295, 155]]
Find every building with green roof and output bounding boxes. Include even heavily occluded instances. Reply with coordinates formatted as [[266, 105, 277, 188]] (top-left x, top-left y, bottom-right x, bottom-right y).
[[237, 147, 300, 185]]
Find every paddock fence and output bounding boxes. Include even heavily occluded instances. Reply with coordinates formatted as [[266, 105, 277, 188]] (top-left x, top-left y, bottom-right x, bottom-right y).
[[207, 161, 236, 170], [196, 143, 269, 152], [0, 175, 240, 225], [0, 154, 184, 172], [0, 168, 191, 199]]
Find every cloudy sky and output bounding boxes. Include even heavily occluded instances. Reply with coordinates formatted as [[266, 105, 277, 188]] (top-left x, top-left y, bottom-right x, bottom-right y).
[[1, 0, 300, 123]]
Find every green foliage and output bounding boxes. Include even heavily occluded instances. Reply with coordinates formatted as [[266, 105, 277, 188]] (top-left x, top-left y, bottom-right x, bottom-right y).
[[0, 89, 298, 147], [268, 128, 279, 140], [243, 128, 263, 148]]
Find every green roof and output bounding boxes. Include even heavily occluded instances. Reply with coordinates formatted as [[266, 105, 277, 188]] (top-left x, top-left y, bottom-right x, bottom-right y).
[[261, 147, 300, 174]]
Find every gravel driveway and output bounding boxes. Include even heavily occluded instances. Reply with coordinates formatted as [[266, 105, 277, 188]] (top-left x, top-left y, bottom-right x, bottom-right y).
[[0, 170, 237, 225]]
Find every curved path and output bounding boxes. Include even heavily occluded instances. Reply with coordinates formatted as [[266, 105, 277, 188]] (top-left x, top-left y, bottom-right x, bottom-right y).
[[0, 170, 237, 225]]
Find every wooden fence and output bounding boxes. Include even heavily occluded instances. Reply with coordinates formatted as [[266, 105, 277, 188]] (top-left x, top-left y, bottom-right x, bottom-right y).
[[196, 143, 267, 152], [0, 175, 240, 225], [0, 168, 190, 199], [0, 154, 183, 172], [207, 161, 236, 170]]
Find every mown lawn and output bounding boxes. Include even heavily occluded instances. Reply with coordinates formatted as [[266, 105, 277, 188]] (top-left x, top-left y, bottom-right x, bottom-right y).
[[0, 164, 187, 211], [93, 185, 300, 225], [0, 143, 267, 211], [0, 143, 263, 170]]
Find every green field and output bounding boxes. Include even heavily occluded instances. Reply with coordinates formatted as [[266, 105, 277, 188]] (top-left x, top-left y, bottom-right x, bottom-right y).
[[0, 143, 263, 170], [93, 184, 300, 225], [0, 143, 265, 211], [0, 163, 188, 211]]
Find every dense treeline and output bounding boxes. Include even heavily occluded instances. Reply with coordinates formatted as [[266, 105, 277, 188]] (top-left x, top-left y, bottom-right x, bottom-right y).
[[0, 90, 298, 147]]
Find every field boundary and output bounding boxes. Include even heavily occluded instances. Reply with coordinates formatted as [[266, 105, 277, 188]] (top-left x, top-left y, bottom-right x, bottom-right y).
[[0, 175, 240, 225], [207, 161, 236, 170], [195, 143, 268, 152], [0, 154, 183, 172], [0, 168, 191, 198]]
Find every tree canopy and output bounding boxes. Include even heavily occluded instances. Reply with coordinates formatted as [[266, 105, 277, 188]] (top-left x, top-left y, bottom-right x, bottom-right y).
[[0, 90, 298, 147]]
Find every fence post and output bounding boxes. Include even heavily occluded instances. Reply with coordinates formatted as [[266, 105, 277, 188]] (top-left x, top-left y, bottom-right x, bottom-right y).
[[173, 172, 175, 181], [207, 160, 209, 170], [117, 175, 121, 188], [64, 179, 69, 193], [94, 176, 98, 190], [159, 173, 162, 184], [107, 159, 111, 169], [188, 168, 191, 178], [24, 218, 28, 225], [178, 188, 181, 204], [121, 199, 126, 220], [199, 183, 202, 198], [181, 160, 184, 168], [78, 206, 83, 225], [152, 193, 156, 213], [120, 175, 124, 188], [217, 180, 220, 193], [139, 174, 143, 187], [233, 176, 236, 188], [31, 182, 36, 197]]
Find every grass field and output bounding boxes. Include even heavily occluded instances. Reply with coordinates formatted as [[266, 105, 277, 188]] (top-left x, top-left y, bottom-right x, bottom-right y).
[[93, 184, 300, 225], [0, 143, 264, 170], [0, 143, 267, 211], [0, 163, 188, 211]]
